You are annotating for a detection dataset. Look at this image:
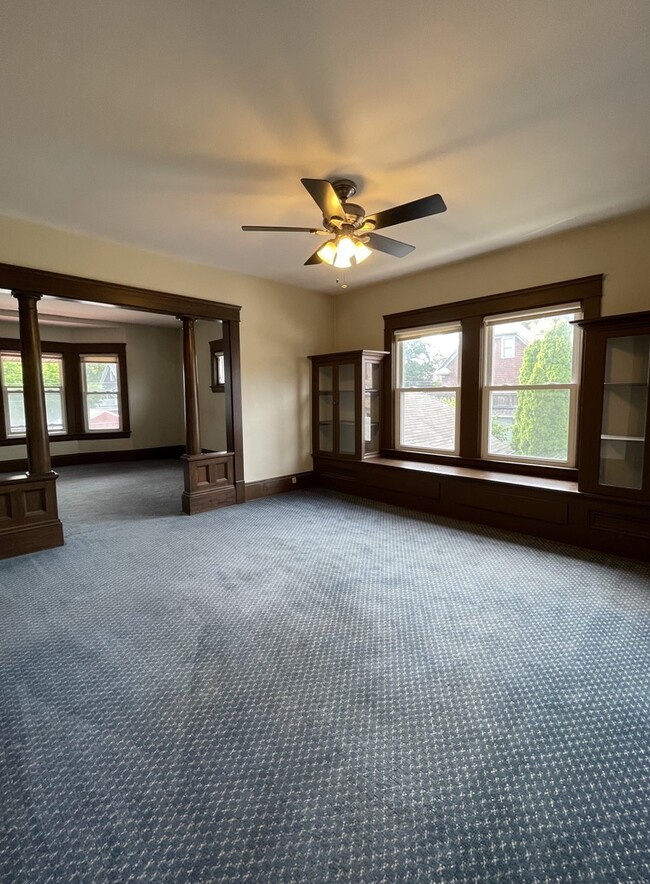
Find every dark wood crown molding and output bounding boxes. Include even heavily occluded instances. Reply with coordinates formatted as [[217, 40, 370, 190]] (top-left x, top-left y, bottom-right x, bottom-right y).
[[0, 262, 241, 323]]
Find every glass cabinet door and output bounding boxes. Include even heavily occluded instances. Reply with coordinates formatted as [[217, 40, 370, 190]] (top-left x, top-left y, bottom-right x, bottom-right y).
[[317, 365, 334, 453], [599, 334, 650, 490], [337, 363, 356, 455], [364, 360, 381, 455]]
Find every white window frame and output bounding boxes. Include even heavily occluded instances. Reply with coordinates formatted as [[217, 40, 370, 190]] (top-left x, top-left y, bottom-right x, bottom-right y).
[[394, 322, 462, 455], [0, 350, 67, 437], [80, 354, 123, 433], [481, 304, 583, 467]]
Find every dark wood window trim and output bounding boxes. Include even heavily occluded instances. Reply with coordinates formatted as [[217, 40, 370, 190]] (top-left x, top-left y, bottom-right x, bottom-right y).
[[0, 338, 130, 445], [210, 338, 225, 392], [382, 275, 603, 480]]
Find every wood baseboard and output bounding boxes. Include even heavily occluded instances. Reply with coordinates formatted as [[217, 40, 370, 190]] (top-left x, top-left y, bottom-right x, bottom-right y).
[[245, 471, 313, 501], [0, 445, 185, 474]]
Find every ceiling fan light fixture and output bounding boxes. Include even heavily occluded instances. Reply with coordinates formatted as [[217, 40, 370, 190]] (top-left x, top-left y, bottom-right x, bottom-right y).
[[333, 234, 356, 267], [353, 240, 372, 263], [318, 234, 372, 268], [316, 240, 337, 265]]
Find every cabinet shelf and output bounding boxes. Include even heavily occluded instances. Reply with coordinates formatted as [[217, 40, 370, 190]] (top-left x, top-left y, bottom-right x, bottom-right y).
[[601, 434, 644, 442], [578, 315, 650, 499]]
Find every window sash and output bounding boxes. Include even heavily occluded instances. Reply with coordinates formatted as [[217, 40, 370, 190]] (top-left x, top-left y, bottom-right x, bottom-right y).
[[394, 323, 462, 454], [80, 355, 122, 433], [0, 351, 66, 436], [482, 306, 583, 466]]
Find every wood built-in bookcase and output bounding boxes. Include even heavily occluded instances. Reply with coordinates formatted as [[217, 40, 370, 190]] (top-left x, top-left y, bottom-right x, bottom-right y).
[[577, 311, 650, 500], [309, 312, 650, 562]]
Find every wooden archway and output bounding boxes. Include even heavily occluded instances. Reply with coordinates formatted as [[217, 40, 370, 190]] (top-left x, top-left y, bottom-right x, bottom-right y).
[[0, 262, 243, 557]]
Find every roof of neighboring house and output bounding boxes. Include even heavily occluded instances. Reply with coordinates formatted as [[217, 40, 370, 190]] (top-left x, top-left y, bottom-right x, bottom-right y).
[[401, 392, 513, 455]]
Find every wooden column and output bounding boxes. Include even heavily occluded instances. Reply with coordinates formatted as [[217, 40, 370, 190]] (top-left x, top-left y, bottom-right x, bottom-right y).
[[12, 290, 52, 475], [0, 290, 64, 557], [180, 316, 201, 456], [178, 316, 236, 515]]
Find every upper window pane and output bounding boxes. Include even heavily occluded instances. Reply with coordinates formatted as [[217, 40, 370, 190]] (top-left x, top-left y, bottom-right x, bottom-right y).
[[1, 352, 23, 387], [488, 312, 579, 386], [399, 328, 461, 388]]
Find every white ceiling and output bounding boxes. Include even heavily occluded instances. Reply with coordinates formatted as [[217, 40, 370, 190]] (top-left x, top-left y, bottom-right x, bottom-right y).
[[1, 0, 650, 295]]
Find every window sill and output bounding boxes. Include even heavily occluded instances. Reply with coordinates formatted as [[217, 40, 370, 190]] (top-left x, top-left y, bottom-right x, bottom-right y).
[[371, 455, 579, 494], [384, 448, 578, 484], [0, 431, 131, 447]]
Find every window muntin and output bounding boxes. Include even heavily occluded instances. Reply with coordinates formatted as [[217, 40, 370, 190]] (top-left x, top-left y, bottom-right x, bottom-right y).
[[482, 306, 582, 465], [501, 335, 515, 358], [0, 351, 66, 436], [80, 355, 122, 432], [395, 324, 462, 454]]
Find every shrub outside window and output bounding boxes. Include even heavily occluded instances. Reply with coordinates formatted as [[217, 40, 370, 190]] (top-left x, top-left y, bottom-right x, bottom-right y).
[[0, 339, 129, 444], [386, 276, 601, 476], [0, 351, 66, 436], [482, 305, 583, 465]]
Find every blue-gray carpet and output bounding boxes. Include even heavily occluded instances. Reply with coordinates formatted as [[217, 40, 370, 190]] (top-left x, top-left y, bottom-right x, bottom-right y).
[[1, 461, 649, 882]]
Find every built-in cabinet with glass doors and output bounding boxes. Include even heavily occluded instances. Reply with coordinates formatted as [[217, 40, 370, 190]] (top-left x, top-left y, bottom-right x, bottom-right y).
[[309, 350, 387, 460], [577, 312, 650, 499]]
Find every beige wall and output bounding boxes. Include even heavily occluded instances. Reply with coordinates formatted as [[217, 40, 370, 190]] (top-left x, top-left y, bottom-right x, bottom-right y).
[[0, 214, 337, 481], [0, 318, 185, 462], [194, 319, 227, 453], [335, 208, 650, 351], [4, 208, 647, 480]]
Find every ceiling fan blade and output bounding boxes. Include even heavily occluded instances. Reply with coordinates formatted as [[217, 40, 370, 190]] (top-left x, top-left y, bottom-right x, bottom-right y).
[[304, 247, 323, 266], [242, 225, 327, 233], [366, 232, 415, 258], [365, 193, 447, 231], [301, 178, 346, 221]]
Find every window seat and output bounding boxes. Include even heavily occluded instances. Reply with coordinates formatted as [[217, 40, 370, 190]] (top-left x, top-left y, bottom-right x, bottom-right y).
[[311, 454, 649, 562]]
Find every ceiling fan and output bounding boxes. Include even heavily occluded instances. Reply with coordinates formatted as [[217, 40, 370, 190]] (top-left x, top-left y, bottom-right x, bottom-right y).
[[242, 178, 447, 269]]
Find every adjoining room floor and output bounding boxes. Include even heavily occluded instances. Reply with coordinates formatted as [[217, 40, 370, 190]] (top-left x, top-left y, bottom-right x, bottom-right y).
[[55, 459, 185, 535], [2, 463, 649, 882]]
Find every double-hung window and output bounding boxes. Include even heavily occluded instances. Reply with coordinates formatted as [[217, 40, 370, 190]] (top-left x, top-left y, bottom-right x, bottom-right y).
[[80, 355, 123, 432], [482, 305, 582, 465], [0, 340, 129, 444], [386, 276, 601, 476], [395, 324, 462, 454], [0, 351, 66, 437]]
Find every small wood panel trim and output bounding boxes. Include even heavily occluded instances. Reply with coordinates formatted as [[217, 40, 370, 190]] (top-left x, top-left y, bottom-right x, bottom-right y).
[[181, 452, 236, 514], [452, 481, 569, 525], [0, 472, 64, 558], [588, 509, 650, 539], [0, 262, 241, 322]]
